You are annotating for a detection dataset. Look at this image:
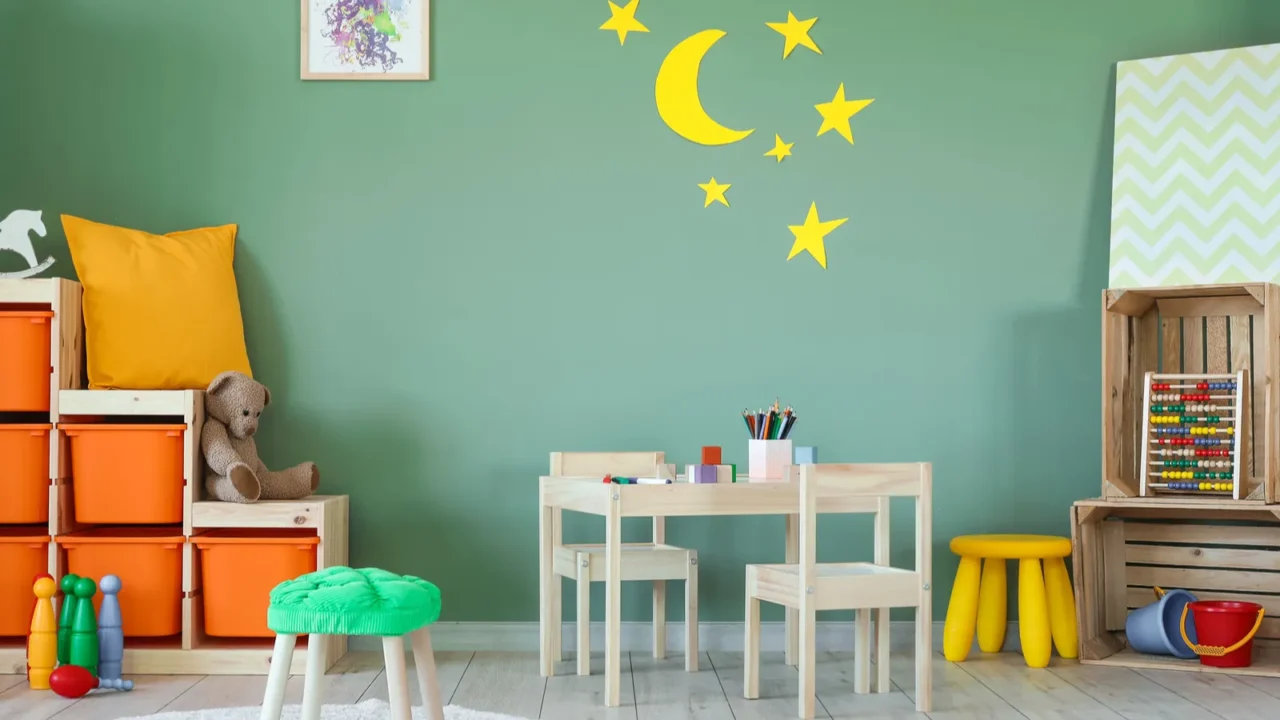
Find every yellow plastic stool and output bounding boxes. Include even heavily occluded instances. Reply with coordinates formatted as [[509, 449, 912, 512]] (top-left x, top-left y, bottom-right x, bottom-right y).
[[942, 534, 1077, 668]]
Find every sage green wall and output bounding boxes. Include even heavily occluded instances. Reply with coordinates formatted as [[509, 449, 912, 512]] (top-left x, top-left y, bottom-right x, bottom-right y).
[[3, 1, 1279, 623]]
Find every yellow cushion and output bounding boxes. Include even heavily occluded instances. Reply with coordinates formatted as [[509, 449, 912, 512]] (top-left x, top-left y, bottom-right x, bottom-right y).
[[949, 534, 1072, 559], [62, 215, 253, 390]]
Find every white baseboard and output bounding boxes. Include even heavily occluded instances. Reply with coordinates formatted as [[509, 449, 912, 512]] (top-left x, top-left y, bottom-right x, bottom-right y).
[[350, 621, 1027, 655]]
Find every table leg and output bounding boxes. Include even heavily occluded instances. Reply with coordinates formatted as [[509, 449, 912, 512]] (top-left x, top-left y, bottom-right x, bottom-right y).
[[604, 490, 623, 707], [653, 516, 667, 660], [539, 501, 556, 677], [1018, 558, 1052, 669], [1044, 556, 1078, 659], [551, 507, 563, 663], [785, 513, 799, 668]]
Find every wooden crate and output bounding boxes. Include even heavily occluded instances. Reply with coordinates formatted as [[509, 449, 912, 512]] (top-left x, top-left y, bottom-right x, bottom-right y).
[[1103, 283, 1280, 503], [1072, 497, 1280, 677]]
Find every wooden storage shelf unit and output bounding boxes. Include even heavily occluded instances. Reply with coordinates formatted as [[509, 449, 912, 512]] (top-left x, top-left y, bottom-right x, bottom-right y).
[[1072, 497, 1280, 677], [1103, 283, 1280, 503]]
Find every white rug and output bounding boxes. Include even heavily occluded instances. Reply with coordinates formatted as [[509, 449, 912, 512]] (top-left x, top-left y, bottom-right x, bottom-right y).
[[113, 700, 530, 720]]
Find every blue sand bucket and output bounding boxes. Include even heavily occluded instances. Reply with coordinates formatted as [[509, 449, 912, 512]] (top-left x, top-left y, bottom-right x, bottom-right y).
[[1126, 587, 1199, 659]]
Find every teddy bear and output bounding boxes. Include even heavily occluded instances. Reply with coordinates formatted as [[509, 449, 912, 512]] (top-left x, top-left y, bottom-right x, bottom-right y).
[[201, 370, 319, 503]]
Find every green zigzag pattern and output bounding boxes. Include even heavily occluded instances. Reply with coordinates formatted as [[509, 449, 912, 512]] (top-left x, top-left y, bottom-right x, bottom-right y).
[[1110, 43, 1280, 288]]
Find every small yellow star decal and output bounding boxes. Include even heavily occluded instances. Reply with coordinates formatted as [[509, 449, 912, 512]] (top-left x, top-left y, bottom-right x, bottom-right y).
[[787, 203, 848, 269], [764, 134, 794, 163], [766, 12, 822, 58], [815, 83, 874, 144], [600, 0, 649, 46], [699, 177, 731, 207]]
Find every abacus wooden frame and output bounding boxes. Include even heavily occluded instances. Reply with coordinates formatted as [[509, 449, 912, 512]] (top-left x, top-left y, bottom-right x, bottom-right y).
[[1103, 283, 1280, 504], [1138, 370, 1249, 500], [1072, 497, 1280, 678]]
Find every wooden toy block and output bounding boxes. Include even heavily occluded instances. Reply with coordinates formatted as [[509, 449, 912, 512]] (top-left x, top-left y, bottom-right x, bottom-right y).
[[795, 446, 818, 464], [657, 463, 676, 481], [701, 446, 722, 465], [748, 439, 792, 480], [715, 464, 735, 483], [689, 465, 717, 484]]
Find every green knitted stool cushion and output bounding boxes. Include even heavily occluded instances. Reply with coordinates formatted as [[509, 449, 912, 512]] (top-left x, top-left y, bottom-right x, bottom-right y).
[[267, 566, 441, 637]]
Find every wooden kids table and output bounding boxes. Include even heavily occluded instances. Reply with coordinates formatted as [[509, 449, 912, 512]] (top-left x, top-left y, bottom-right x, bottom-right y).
[[538, 475, 882, 707]]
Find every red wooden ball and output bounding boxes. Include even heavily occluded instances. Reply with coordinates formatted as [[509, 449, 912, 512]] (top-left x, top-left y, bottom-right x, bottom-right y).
[[49, 665, 97, 699]]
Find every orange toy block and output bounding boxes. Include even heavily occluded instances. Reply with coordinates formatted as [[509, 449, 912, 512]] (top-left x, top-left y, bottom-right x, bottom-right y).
[[701, 446, 722, 465]]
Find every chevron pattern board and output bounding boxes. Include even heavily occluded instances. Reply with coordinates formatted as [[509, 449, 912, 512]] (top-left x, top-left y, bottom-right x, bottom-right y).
[[1110, 43, 1280, 288]]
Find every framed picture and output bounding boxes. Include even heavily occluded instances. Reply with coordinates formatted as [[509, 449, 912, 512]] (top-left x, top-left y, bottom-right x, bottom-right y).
[[301, 0, 430, 80]]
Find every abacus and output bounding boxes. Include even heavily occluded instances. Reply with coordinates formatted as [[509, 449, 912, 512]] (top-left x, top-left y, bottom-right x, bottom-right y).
[[1139, 370, 1249, 500]]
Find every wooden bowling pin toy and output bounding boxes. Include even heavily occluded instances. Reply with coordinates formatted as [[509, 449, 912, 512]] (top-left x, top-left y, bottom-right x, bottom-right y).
[[57, 573, 81, 666], [27, 576, 57, 690], [68, 576, 99, 677], [97, 574, 125, 682]]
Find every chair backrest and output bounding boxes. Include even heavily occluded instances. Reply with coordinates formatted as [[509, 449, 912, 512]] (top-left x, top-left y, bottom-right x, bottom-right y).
[[796, 463, 932, 584], [550, 451, 666, 478]]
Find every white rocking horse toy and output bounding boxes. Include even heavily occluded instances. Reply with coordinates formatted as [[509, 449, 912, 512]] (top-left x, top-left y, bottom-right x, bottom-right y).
[[0, 209, 54, 279]]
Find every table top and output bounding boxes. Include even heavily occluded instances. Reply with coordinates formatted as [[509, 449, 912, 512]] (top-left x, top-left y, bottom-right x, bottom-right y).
[[539, 475, 879, 518]]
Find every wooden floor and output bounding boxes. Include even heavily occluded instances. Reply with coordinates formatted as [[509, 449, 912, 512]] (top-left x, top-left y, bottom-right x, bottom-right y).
[[3, 648, 1280, 719]]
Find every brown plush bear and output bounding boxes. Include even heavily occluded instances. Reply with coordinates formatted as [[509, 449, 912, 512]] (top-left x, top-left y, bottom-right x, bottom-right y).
[[202, 371, 319, 503]]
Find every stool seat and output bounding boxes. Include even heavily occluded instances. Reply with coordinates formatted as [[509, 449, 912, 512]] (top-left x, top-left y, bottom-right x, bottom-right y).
[[268, 566, 441, 637], [949, 534, 1071, 559]]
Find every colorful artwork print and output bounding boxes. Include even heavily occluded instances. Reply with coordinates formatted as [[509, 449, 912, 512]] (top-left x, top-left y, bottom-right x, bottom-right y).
[[303, 0, 430, 80]]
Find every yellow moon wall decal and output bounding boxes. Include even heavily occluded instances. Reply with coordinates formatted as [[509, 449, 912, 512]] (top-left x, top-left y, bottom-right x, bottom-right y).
[[655, 29, 755, 146]]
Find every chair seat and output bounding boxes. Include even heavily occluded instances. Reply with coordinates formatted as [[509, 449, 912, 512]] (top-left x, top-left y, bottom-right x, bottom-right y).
[[554, 543, 694, 582], [949, 534, 1071, 559], [267, 566, 441, 637], [748, 562, 921, 612]]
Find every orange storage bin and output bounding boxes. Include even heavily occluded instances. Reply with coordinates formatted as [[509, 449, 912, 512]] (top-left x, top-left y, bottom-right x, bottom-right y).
[[56, 527, 184, 637], [0, 528, 50, 636], [193, 530, 319, 637], [0, 310, 53, 411], [0, 424, 52, 523], [62, 424, 186, 524]]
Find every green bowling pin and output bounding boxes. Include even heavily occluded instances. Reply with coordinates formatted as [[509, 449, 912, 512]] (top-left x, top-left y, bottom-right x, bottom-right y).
[[57, 574, 81, 666], [68, 576, 99, 677]]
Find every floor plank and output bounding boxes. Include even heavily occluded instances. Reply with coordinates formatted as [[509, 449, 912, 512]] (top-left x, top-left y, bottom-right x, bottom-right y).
[[449, 652, 546, 719], [358, 650, 474, 706], [1238, 674, 1280, 699], [0, 681, 79, 720], [1139, 669, 1280, 720], [878, 649, 1022, 719], [709, 651, 833, 719], [1048, 662, 1220, 719], [0, 675, 27, 694], [954, 653, 1121, 719], [42, 675, 201, 720], [630, 653, 732, 720], [539, 654, 638, 720], [158, 660, 381, 713]]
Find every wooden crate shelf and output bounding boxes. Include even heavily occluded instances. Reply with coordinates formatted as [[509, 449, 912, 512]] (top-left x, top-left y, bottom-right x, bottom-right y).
[[1072, 497, 1280, 677], [1103, 283, 1280, 503]]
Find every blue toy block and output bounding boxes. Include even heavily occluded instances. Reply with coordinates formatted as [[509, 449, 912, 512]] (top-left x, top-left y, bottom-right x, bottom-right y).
[[794, 446, 818, 465]]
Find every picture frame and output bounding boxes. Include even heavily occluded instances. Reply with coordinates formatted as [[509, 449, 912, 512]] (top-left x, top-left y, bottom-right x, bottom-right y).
[[301, 0, 430, 81]]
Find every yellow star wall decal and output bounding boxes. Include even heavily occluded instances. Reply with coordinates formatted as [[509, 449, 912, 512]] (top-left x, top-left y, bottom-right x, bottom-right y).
[[764, 134, 794, 163], [699, 177, 732, 207], [766, 12, 821, 58], [600, 0, 649, 46], [787, 203, 848, 269], [816, 83, 875, 144]]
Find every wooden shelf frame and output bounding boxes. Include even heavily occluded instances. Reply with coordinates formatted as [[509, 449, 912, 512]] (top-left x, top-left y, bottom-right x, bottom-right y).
[[1072, 497, 1280, 678], [1103, 283, 1280, 504]]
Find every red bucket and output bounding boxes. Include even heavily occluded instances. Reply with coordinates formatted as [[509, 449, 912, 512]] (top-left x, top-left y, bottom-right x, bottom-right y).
[[1179, 601, 1266, 668]]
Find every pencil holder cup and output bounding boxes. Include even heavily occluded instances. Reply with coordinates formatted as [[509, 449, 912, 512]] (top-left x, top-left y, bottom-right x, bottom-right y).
[[749, 439, 792, 480]]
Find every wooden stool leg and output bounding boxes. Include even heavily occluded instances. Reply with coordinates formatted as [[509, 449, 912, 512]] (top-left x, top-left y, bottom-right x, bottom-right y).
[[383, 635, 412, 720], [853, 609, 870, 694], [977, 558, 1008, 653], [260, 633, 296, 720], [411, 627, 446, 720], [942, 555, 980, 661], [744, 592, 760, 700], [577, 553, 591, 676], [300, 634, 327, 720], [1018, 558, 1052, 668], [1044, 556, 1078, 659]]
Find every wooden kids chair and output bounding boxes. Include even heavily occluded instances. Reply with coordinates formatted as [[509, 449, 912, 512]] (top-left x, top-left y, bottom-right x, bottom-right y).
[[549, 451, 700, 675], [743, 463, 933, 719]]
